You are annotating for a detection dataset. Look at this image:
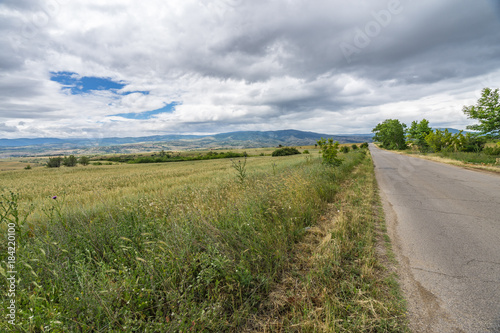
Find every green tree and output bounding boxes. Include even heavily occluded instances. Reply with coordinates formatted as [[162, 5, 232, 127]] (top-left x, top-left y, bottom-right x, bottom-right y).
[[372, 119, 407, 150], [407, 119, 432, 151], [78, 156, 90, 166], [47, 157, 62, 168], [317, 138, 342, 166], [463, 87, 500, 138], [62, 155, 78, 167], [424, 129, 456, 152], [271, 147, 301, 156], [455, 132, 486, 152]]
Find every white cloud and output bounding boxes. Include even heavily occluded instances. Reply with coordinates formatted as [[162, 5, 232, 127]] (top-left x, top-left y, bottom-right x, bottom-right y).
[[0, 0, 500, 138]]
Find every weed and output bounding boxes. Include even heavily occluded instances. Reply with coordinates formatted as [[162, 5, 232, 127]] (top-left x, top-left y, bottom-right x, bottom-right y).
[[231, 157, 247, 183]]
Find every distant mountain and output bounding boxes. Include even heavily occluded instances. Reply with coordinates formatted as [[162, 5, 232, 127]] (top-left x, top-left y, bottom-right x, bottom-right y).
[[0, 130, 373, 158], [435, 128, 469, 134]]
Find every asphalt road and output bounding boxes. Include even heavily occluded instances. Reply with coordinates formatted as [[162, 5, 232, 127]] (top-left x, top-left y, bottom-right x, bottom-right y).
[[370, 144, 500, 333]]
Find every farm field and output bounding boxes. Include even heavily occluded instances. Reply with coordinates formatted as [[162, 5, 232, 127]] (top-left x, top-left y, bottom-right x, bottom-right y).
[[0, 148, 406, 332]]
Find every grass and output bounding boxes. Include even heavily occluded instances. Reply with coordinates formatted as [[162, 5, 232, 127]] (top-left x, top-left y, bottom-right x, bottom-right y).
[[0, 148, 406, 332], [0, 149, 384, 332], [245, 152, 408, 332]]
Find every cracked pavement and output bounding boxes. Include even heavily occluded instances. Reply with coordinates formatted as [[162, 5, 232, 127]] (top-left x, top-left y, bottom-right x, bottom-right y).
[[370, 144, 500, 333]]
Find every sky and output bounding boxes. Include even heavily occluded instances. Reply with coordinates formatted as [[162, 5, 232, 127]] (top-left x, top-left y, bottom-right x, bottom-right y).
[[1, 0, 500, 139]]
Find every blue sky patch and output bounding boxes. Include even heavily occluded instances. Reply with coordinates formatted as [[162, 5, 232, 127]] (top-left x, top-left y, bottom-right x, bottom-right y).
[[113, 102, 179, 120], [50, 71, 126, 94]]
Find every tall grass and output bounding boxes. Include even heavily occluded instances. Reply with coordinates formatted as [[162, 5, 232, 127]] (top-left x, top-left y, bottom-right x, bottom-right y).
[[437, 151, 500, 165], [0, 151, 367, 331], [246, 154, 408, 332]]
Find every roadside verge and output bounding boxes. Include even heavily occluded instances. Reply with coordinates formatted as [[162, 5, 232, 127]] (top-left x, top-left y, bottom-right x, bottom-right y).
[[245, 153, 408, 332]]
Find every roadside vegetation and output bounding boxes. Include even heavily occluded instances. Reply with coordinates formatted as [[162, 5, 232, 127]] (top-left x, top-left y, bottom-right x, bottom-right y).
[[0, 145, 405, 331], [0, 144, 406, 332], [372, 87, 500, 167], [246, 152, 408, 332]]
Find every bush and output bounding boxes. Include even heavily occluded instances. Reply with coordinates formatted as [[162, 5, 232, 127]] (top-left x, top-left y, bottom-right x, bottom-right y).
[[272, 147, 301, 156], [483, 146, 500, 155], [47, 157, 63, 168], [351, 144, 358, 150], [24, 164, 32, 170], [360, 142, 369, 149], [340, 146, 350, 153], [303, 150, 310, 154], [317, 138, 343, 166], [62, 155, 78, 167], [79, 156, 90, 166]]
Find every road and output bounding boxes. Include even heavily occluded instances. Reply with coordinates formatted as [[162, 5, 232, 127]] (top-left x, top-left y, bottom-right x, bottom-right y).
[[370, 144, 500, 333]]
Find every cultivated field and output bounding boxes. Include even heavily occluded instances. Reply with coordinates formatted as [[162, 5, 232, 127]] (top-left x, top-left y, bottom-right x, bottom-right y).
[[0, 148, 406, 332]]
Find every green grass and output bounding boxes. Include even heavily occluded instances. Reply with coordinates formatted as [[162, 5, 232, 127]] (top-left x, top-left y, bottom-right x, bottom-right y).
[[246, 153, 408, 332], [0, 150, 379, 332], [436, 150, 500, 165]]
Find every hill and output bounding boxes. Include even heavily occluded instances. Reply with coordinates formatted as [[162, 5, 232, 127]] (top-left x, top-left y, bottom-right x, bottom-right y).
[[0, 130, 373, 158]]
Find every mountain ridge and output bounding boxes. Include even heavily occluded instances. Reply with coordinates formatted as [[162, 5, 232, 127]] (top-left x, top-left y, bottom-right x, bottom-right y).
[[0, 129, 373, 148]]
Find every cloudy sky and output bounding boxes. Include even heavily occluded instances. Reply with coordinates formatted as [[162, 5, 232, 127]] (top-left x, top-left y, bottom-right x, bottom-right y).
[[1, 0, 500, 139]]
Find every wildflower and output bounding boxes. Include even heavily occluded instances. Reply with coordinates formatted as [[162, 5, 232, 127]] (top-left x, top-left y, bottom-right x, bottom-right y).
[[52, 196, 57, 200]]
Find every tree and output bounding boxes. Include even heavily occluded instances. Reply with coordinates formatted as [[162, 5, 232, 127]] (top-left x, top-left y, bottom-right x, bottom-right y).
[[317, 138, 342, 166], [78, 156, 90, 166], [424, 129, 456, 152], [47, 157, 62, 168], [407, 119, 432, 151], [62, 155, 78, 167], [372, 119, 407, 150], [463, 87, 500, 138]]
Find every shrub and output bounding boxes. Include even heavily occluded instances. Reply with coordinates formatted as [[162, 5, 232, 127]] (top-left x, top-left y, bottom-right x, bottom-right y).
[[47, 157, 63, 168], [360, 142, 369, 149], [483, 146, 500, 156], [340, 146, 350, 153], [303, 150, 310, 154], [62, 155, 78, 167], [272, 147, 301, 156], [351, 144, 358, 150], [79, 156, 90, 166], [317, 138, 343, 166]]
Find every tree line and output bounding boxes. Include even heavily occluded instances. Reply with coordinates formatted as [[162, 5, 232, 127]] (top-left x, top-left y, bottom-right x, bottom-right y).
[[372, 88, 500, 153]]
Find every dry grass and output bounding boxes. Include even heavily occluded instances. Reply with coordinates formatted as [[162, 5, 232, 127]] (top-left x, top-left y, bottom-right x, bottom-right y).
[[244, 154, 408, 332]]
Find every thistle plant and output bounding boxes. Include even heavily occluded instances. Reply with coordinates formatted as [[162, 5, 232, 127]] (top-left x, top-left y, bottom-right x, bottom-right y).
[[231, 158, 247, 183]]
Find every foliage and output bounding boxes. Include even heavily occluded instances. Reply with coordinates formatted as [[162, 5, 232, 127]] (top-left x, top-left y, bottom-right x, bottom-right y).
[[302, 149, 309, 154], [340, 145, 350, 153], [360, 142, 369, 149], [271, 147, 301, 156], [24, 164, 31, 170], [483, 146, 500, 156], [351, 144, 358, 150], [424, 129, 455, 152], [78, 156, 90, 166], [407, 119, 432, 151], [424, 129, 486, 153], [454, 132, 486, 152], [463, 87, 500, 138], [129, 151, 247, 164], [62, 155, 78, 167], [316, 138, 343, 166], [372, 119, 407, 150], [46, 157, 62, 168]]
